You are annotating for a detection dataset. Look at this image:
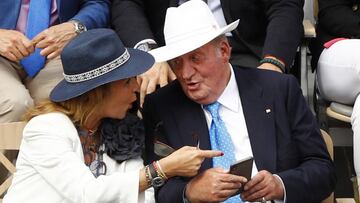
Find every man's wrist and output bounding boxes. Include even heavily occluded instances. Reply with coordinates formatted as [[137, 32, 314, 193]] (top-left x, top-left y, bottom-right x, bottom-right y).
[[183, 183, 191, 203], [260, 56, 286, 73], [273, 174, 286, 201], [69, 20, 87, 34], [135, 41, 158, 52], [258, 62, 283, 73], [183, 181, 203, 203]]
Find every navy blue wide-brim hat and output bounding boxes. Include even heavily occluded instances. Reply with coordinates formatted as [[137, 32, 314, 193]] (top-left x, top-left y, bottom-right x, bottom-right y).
[[50, 28, 155, 102]]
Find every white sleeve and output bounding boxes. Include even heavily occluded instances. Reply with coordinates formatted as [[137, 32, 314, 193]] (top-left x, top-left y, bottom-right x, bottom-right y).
[[22, 113, 141, 203]]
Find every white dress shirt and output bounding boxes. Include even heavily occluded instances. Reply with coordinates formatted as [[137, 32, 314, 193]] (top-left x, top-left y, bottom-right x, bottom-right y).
[[202, 65, 255, 174]]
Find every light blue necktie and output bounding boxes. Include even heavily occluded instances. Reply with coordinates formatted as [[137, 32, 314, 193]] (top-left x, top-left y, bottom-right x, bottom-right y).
[[20, 0, 52, 77], [204, 102, 243, 203]]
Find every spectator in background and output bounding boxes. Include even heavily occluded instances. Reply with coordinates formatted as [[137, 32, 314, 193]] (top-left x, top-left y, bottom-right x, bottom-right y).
[[3, 29, 222, 203], [0, 0, 110, 123], [309, 0, 360, 197], [111, 0, 304, 106], [142, 1, 336, 202]]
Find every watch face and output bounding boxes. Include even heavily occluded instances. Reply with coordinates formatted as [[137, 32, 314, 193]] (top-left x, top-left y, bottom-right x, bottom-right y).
[[74, 21, 86, 34], [137, 44, 150, 52], [78, 24, 85, 31], [152, 177, 165, 187]]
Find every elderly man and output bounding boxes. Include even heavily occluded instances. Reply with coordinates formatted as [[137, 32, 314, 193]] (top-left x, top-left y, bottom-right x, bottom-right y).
[[112, 0, 304, 106], [142, 1, 336, 203]]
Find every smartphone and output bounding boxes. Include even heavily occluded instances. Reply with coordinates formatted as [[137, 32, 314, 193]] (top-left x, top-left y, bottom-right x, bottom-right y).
[[229, 156, 254, 194]]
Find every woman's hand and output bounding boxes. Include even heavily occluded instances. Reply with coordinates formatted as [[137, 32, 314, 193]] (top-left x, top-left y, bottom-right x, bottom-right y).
[[159, 146, 223, 178]]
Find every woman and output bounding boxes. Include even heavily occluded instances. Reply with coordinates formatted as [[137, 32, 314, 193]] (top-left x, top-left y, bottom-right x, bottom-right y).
[[3, 29, 222, 203], [309, 0, 360, 197]]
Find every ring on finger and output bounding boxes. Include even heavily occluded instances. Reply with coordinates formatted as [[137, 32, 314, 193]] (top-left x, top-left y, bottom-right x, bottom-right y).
[[261, 197, 266, 203]]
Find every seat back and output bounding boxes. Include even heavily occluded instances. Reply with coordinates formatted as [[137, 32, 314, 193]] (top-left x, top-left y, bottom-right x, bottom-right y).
[[314, 0, 319, 21], [319, 130, 356, 202], [0, 122, 26, 200], [321, 129, 334, 203], [326, 103, 352, 123]]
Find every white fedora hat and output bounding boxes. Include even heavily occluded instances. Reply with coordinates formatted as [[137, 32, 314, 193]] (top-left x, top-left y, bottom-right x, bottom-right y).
[[149, 0, 239, 62]]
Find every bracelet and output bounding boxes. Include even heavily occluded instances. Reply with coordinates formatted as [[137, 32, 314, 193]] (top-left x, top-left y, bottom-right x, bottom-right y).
[[154, 161, 168, 180], [259, 57, 286, 73], [153, 161, 166, 180], [148, 162, 166, 188], [152, 162, 161, 178], [144, 165, 152, 187]]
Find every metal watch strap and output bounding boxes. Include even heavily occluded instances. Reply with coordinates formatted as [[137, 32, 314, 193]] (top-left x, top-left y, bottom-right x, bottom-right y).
[[70, 20, 87, 34], [136, 42, 158, 52]]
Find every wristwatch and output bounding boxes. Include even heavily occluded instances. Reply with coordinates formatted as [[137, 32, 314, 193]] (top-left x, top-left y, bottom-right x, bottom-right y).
[[136, 42, 158, 52], [148, 163, 165, 188], [70, 20, 87, 34], [151, 176, 165, 188]]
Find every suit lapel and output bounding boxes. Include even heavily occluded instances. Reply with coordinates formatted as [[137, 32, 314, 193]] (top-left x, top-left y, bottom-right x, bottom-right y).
[[171, 84, 213, 170], [234, 67, 277, 173]]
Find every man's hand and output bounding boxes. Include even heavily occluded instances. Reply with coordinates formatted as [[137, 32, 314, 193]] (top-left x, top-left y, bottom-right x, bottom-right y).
[[32, 22, 77, 59], [258, 62, 283, 73], [0, 29, 34, 61], [241, 170, 284, 202], [137, 61, 176, 106], [185, 168, 247, 203]]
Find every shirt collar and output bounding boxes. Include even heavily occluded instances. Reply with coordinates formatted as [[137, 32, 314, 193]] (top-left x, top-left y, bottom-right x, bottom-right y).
[[217, 64, 240, 112]]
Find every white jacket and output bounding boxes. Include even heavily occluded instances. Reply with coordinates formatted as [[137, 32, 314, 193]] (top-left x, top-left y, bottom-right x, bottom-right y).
[[3, 112, 155, 203]]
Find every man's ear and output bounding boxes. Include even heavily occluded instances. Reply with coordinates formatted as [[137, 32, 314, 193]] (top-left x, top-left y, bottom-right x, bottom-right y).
[[219, 40, 231, 62]]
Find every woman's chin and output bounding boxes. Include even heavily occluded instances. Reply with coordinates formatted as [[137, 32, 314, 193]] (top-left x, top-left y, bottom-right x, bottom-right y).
[[107, 111, 126, 120], [106, 107, 131, 120], [118, 112, 127, 119]]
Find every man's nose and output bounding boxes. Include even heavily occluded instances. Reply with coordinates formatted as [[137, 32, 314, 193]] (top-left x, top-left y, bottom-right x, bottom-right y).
[[181, 61, 195, 80]]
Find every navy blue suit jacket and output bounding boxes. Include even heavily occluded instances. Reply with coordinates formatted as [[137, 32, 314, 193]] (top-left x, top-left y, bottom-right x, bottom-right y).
[[143, 66, 336, 203], [0, 0, 110, 30]]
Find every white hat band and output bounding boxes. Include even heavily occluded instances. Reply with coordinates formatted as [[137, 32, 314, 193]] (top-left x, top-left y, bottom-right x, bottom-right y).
[[63, 49, 130, 83]]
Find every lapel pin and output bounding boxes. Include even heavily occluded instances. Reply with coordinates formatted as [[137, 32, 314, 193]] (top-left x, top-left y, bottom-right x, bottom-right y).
[[265, 108, 271, 113]]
